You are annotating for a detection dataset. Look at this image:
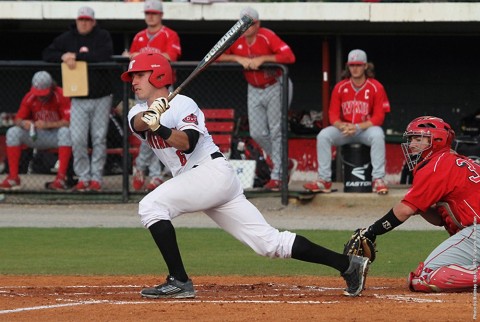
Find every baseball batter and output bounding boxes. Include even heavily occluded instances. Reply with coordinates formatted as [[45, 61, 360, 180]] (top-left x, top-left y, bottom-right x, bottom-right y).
[[354, 116, 480, 292], [121, 52, 370, 299], [123, 0, 182, 192]]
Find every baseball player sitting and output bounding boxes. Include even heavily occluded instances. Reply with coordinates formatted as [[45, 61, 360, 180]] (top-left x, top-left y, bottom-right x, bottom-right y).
[[0, 71, 72, 191], [121, 52, 370, 299], [347, 116, 480, 293]]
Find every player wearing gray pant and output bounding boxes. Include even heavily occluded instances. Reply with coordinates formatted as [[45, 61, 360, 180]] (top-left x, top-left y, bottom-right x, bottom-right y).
[[0, 71, 72, 191], [70, 96, 112, 187], [304, 49, 390, 195], [42, 6, 114, 191], [316, 125, 386, 183], [218, 7, 296, 191], [351, 116, 480, 293]]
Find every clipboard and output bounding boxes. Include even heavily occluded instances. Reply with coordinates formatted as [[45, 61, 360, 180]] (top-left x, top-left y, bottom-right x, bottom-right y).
[[61, 61, 89, 97]]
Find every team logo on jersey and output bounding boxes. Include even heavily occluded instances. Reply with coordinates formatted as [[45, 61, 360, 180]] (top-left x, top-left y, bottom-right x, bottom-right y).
[[182, 113, 198, 125]]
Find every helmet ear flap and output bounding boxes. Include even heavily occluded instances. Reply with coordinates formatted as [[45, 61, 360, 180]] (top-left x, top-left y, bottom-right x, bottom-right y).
[[150, 72, 171, 89]]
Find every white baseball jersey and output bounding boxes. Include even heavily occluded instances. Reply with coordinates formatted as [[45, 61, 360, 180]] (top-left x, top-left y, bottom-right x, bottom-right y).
[[128, 94, 219, 176], [130, 94, 296, 260]]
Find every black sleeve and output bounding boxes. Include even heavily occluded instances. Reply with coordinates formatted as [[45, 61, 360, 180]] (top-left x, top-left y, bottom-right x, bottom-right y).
[[183, 129, 200, 154]]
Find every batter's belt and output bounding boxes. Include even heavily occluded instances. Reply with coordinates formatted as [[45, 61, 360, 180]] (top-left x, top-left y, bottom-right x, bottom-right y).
[[192, 151, 224, 168]]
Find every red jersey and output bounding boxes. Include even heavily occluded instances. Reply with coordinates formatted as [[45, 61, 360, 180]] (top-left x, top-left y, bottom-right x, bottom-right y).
[[329, 78, 390, 126], [224, 27, 295, 88], [402, 149, 480, 235], [129, 26, 181, 61], [15, 86, 71, 123]]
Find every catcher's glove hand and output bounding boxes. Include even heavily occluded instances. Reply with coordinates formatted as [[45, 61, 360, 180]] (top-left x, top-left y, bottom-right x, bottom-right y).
[[343, 228, 377, 263]]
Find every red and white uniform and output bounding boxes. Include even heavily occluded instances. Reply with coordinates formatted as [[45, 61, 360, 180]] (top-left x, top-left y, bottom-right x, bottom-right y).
[[406, 148, 480, 292], [128, 94, 296, 258], [129, 26, 181, 61], [329, 78, 390, 126], [16, 87, 70, 123], [128, 95, 218, 176], [224, 27, 295, 88], [129, 25, 181, 180], [223, 28, 295, 181]]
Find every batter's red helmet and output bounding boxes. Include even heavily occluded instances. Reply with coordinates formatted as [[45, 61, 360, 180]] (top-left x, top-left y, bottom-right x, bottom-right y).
[[401, 116, 455, 171], [121, 53, 172, 89]]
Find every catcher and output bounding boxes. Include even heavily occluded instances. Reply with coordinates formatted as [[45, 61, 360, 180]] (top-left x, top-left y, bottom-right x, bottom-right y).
[[344, 116, 480, 293]]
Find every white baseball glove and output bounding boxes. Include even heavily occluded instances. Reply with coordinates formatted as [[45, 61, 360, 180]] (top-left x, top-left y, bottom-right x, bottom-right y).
[[141, 109, 161, 131], [148, 97, 170, 115]]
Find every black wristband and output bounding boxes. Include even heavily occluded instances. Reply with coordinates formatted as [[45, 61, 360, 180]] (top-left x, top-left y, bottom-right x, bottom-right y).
[[368, 208, 403, 237], [154, 126, 172, 140]]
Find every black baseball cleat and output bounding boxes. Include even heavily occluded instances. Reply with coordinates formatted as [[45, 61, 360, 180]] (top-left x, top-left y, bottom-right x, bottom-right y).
[[141, 275, 196, 299], [341, 255, 370, 297]]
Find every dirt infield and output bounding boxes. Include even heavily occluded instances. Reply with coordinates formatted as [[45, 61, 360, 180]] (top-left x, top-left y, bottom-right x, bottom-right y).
[[0, 275, 473, 321]]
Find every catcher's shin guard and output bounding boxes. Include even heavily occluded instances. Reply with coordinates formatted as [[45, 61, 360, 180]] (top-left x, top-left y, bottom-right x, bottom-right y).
[[408, 262, 480, 293]]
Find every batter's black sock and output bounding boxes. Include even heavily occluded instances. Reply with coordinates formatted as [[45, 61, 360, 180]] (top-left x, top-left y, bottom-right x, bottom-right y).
[[291, 235, 350, 273], [148, 220, 189, 283]]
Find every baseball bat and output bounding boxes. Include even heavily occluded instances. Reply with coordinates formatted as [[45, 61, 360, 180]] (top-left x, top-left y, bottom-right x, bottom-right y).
[[167, 14, 254, 102]]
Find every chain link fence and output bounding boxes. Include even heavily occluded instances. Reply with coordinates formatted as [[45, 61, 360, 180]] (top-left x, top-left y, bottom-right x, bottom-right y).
[[0, 60, 290, 204]]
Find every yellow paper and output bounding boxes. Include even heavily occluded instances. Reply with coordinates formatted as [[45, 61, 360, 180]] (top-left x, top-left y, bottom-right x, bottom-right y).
[[61, 61, 89, 97]]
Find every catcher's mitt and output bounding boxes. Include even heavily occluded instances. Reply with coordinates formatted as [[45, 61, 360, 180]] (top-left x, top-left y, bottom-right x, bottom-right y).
[[343, 228, 377, 262]]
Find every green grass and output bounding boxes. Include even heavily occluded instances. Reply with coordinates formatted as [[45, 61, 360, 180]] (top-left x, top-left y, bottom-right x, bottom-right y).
[[0, 228, 447, 277]]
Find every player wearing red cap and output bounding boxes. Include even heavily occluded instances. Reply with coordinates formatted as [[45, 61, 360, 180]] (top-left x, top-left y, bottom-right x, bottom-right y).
[[123, 0, 181, 192], [217, 6, 296, 191], [349, 116, 480, 292], [0, 71, 72, 191], [304, 49, 390, 195], [121, 52, 370, 299]]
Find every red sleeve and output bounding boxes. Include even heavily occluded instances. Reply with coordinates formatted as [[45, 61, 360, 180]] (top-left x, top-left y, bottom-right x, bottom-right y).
[[129, 31, 143, 54], [382, 90, 391, 113], [163, 29, 181, 61], [402, 154, 452, 212], [369, 89, 386, 126], [328, 82, 343, 125], [266, 30, 295, 64], [15, 92, 34, 120]]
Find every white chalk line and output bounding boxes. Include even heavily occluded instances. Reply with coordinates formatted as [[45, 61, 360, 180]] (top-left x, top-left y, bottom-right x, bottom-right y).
[[0, 284, 444, 315]]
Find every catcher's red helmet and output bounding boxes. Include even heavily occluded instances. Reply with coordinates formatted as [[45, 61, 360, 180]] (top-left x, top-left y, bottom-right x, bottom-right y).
[[401, 116, 455, 171], [121, 53, 172, 89]]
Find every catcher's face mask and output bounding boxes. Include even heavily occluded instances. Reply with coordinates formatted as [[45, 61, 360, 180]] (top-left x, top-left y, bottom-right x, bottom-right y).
[[402, 134, 432, 171], [401, 116, 455, 171]]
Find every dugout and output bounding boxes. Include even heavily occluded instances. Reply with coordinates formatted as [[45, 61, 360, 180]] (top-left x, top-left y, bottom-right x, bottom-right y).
[[0, 2, 478, 135]]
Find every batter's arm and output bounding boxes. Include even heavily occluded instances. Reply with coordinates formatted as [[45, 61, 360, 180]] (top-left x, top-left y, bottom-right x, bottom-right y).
[[162, 128, 191, 152]]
